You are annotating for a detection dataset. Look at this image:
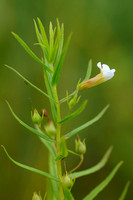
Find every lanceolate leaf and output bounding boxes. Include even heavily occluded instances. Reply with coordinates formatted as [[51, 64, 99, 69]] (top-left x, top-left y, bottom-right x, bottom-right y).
[[52, 33, 72, 86], [118, 181, 130, 200], [54, 22, 64, 67], [12, 32, 52, 73], [69, 146, 113, 179], [33, 20, 49, 61], [49, 22, 55, 59], [1, 146, 59, 182], [49, 19, 61, 63], [83, 59, 92, 82], [6, 101, 55, 143], [58, 100, 87, 124], [64, 105, 109, 139], [4, 65, 56, 103], [63, 187, 75, 200], [83, 161, 123, 200], [37, 18, 49, 50]]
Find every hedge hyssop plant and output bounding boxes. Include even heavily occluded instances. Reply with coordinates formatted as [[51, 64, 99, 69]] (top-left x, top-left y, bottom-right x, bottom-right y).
[[2, 18, 130, 200]]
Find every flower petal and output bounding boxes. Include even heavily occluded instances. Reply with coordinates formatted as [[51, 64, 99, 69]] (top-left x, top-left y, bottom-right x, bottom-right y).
[[97, 62, 102, 70], [102, 64, 110, 71]]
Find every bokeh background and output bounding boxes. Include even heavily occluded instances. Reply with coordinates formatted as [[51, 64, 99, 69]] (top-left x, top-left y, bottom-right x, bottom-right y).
[[0, 0, 133, 199]]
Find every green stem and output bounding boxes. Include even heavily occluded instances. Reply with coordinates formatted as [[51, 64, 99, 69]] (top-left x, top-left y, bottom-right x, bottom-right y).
[[53, 85, 64, 199]]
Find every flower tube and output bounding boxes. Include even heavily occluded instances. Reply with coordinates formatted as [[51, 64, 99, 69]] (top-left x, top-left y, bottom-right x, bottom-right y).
[[79, 62, 116, 90]]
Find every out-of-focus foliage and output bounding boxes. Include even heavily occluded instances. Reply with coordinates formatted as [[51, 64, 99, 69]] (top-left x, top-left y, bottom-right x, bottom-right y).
[[0, 0, 133, 199]]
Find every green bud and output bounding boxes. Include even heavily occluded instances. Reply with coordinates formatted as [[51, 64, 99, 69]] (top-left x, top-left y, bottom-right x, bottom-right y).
[[31, 109, 43, 125], [62, 174, 73, 190], [32, 192, 42, 200], [68, 93, 80, 111], [44, 121, 56, 137], [75, 138, 86, 155]]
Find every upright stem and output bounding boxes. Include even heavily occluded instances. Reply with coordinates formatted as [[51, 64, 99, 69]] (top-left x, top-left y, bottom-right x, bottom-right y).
[[53, 86, 64, 199]]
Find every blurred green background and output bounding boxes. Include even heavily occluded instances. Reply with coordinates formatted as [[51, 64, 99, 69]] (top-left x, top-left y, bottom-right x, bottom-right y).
[[0, 0, 133, 199]]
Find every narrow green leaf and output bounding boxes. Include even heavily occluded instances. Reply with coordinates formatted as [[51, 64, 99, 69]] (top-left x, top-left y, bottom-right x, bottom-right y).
[[83, 59, 92, 81], [83, 161, 123, 200], [58, 100, 87, 124], [12, 32, 52, 73], [69, 146, 113, 179], [49, 19, 61, 63], [33, 20, 49, 61], [64, 105, 109, 139], [1, 145, 59, 182], [37, 18, 49, 50], [118, 181, 130, 200], [49, 22, 54, 58], [52, 32, 72, 86], [6, 101, 55, 143], [53, 21, 64, 68], [43, 193, 47, 200], [4, 65, 56, 103], [63, 187, 75, 200]]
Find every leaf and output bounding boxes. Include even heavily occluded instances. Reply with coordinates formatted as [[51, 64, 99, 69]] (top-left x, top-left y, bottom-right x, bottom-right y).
[[37, 18, 49, 50], [58, 100, 87, 124], [49, 19, 61, 63], [52, 32, 72, 86], [118, 181, 130, 200], [49, 22, 55, 59], [63, 187, 75, 200], [12, 32, 52, 73], [1, 145, 59, 182], [64, 105, 109, 139], [83, 161, 123, 200], [54, 22, 64, 66], [83, 59, 92, 81], [33, 20, 49, 61], [4, 65, 56, 103], [69, 146, 113, 179], [6, 101, 55, 143]]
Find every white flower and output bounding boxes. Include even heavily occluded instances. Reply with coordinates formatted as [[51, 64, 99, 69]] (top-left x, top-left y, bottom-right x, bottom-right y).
[[97, 62, 116, 81], [79, 61, 116, 90]]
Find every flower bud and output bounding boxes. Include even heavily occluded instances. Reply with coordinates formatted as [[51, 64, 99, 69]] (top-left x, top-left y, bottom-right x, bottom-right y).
[[62, 174, 73, 190], [31, 109, 43, 125], [75, 138, 86, 155], [44, 121, 56, 137], [32, 192, 42, 200], [68, 93, 80, 110]]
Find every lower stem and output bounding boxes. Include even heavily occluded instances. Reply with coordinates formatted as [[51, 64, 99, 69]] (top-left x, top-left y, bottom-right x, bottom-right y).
[[54, 86, 64, 199]]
